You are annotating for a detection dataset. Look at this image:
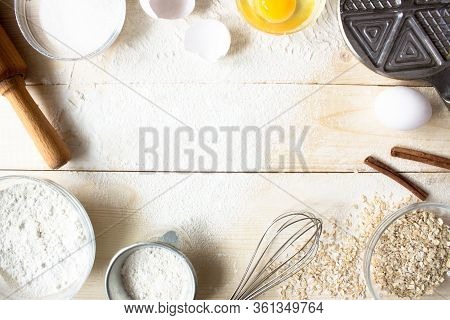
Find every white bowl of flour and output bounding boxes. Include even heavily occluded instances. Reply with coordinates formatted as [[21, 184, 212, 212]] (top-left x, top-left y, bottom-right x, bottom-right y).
[[106, 242, 197, 300], [0, 176, 95, 299]]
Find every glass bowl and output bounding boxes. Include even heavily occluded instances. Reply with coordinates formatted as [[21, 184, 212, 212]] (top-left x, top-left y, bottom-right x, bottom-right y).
[[0, 176, 96, 299], [364, 202, 450, 300], [236, 0, 326, 35], [106, 242, 197, 300], [14, 0, 126, 60]]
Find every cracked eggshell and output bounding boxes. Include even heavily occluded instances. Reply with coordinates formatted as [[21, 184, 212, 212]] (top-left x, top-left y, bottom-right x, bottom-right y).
[[184, 20, 231, 62], [140, 0, 195, 19], [374, 87, 432, 131]]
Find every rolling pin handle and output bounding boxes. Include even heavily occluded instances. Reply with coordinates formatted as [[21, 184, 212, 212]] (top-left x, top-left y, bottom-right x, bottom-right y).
[[0, 75, 71, 169]]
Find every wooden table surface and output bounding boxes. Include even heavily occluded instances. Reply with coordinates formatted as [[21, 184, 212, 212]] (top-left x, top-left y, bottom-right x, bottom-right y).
[[0, 0, 449, 299]]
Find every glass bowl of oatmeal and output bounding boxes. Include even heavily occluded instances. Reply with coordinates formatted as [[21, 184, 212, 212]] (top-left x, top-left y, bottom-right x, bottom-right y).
[[364, 202, 450, 300]]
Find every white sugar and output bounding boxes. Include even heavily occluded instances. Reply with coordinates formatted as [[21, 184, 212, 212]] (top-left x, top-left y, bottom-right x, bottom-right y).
[[37, 0, 123, 57]]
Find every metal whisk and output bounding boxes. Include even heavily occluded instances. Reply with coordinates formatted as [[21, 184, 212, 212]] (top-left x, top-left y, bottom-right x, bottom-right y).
[[231, 211, 322, 300]]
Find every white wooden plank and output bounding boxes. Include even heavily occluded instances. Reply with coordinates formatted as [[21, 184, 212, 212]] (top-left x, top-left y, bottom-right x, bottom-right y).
[[0, 84, 448, 172], [0, 171, 448, 299], [0, 0, 426, 86]]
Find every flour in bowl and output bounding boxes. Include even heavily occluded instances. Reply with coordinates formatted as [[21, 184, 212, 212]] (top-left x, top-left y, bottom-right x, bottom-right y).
[[121, 246, 195, 300], [37, 0, 124, 57], [0, 180, 92, 299]]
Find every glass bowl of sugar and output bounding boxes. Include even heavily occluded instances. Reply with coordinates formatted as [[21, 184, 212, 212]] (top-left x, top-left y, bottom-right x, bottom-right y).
[[14, 0, 126, 60], [0, 176, 96, 299], [106, 242, 197, 300]]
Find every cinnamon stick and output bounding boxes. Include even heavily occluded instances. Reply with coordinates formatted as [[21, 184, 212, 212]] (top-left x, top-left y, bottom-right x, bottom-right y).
[[364, 156, 428, 201], [391, 147, 450, 170]]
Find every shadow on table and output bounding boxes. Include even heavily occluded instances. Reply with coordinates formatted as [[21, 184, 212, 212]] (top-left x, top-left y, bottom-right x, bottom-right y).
[[185, 233, 227, 300]]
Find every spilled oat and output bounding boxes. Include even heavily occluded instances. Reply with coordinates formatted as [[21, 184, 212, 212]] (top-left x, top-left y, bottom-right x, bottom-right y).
[[279, 194, 415, 299]]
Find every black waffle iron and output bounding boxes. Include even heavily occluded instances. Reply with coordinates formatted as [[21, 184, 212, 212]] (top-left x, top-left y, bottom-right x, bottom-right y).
[[338, 0, 449, 108]]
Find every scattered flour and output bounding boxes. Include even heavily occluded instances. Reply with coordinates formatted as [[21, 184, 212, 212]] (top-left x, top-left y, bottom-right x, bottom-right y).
[[121, 246, 195, 300], [0, 181, 91, 299]]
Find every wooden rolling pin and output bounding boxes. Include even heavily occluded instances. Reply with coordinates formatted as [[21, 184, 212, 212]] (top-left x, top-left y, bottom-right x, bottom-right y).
[[0, 25, 70, 169]]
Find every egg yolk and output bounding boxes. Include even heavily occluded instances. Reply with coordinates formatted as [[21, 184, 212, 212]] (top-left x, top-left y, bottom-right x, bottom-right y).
[[255, 0, 297, 23]]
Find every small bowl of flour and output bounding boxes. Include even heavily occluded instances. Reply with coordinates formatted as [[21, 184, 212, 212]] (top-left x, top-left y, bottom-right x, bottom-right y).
[[0, 176, 95, 299], [106, 243, 197, 300]]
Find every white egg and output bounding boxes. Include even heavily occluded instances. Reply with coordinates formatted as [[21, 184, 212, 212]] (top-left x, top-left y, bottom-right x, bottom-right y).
[[374, 87, 432, 131], [184, 19, 231, 62], [140, 0, 195, 19]]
